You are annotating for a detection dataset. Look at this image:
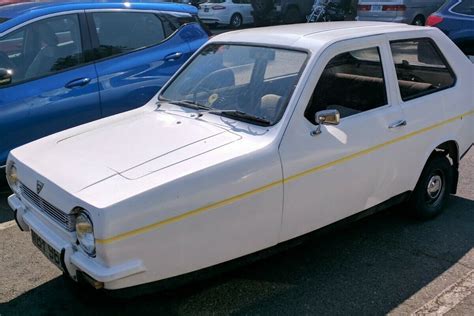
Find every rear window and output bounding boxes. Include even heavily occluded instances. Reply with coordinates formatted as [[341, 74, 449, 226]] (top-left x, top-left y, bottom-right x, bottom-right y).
[[452, 0, 474, 16]]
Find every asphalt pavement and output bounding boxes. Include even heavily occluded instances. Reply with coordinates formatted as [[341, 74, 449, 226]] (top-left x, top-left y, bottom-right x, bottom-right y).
[[0, 148, 473, 315]]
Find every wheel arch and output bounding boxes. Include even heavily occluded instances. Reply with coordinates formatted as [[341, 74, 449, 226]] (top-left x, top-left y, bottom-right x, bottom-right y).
[[426, 140, 460, 194]]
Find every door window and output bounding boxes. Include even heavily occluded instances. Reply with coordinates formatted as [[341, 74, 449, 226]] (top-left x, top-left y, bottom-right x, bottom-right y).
[[390, 38, 456, 101], [305, 47, 387, 123], [0, 14, 83, 85], [92, 12, 166, 59]]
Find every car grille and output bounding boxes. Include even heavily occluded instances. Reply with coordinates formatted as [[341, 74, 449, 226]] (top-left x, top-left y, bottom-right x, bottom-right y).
[[20, 183, 75, 231]]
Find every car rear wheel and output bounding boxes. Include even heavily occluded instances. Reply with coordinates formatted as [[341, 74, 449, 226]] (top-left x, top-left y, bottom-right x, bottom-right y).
[[230, 13, 243, 28], [412, 15, 425, 26], [409, 155, 453, 219]]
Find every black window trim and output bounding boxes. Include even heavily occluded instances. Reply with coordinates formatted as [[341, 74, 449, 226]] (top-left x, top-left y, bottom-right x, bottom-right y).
[[0, 12, 93, 89], [85, 9, 202, 64], [389, 37, 457, 103], [304, 45, 390, 125]]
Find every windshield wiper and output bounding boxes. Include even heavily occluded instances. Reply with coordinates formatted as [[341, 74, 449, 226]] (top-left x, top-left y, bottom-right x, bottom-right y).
[[199, 109, 271, 126], [169, 100, 211, 111]]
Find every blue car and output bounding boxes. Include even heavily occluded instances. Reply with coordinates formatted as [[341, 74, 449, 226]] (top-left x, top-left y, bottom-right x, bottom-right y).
[[427, 0, 474, 55], [0, 1, 209, 169]]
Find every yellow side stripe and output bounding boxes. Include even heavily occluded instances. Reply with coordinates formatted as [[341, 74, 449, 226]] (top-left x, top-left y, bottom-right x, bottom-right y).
[[96, 110, 474, 245], [97, 179, 283, 245]]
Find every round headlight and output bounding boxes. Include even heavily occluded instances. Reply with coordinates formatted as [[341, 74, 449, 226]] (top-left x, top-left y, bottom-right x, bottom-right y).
[[76, 212, 95, 256], [6, 161, 19, 192]]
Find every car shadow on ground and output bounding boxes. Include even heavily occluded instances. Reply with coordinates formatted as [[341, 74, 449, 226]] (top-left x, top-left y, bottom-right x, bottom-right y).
[[0, 184, 13, 224], [1, 195, 473, 315]]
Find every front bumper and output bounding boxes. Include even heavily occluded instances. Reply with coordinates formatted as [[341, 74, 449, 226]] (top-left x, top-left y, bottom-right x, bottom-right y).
[[8, 194, 145, 289]]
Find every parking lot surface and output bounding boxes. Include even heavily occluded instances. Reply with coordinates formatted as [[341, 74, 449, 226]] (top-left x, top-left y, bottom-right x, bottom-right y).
[[0, 148, 473, 315]]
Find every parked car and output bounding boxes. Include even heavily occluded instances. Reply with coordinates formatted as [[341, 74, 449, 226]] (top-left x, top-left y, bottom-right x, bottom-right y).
[[6, 22, 474, 291], [426, 0, 474, 55], [0, 1, 209, 170], [198, 0, 253, 28], [356, 0, 445, 25]]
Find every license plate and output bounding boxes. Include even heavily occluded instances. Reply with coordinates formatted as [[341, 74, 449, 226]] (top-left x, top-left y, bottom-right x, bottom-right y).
[[372, 5, 382, 11], [32, 231, 63, 271]]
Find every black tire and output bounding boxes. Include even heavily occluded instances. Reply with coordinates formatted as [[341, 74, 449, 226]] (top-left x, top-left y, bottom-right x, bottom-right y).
[[412, 14, 425, 26], [251, 0, 274, 15], [283, 7, 301, 24], [409, 155, 453, 219], [230, 13, 243, 29]]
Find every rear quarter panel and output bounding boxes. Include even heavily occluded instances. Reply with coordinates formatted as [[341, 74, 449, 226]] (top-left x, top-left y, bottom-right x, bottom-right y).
[[385, 29, 473, 192]]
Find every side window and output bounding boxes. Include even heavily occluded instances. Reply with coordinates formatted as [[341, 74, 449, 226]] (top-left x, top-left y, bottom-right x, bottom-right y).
[[0, 29, 25, 84], [159, 12, 197, 38], [305, 47, 387, 123], [390, 38, 456, 101], [0, 14, 83, 85], [452, 0, 474, 15], [92, 12, 165, 59]]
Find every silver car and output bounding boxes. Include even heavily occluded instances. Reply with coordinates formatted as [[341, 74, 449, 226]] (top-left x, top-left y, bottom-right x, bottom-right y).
[[356, 0, 445, 25]]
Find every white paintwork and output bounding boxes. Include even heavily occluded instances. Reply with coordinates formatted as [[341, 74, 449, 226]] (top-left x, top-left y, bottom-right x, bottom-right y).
[[6, 22, 474, 290], [198, 0, 253, 26]]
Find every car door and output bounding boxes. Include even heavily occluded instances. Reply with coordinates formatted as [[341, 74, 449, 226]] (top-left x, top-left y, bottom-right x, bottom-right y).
[[278, 37, 407, 242], [87, 10, 195, 117], [0, 13, 100, 166]]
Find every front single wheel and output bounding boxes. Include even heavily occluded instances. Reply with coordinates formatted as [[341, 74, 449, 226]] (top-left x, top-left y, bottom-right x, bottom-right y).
[[409, 155, 453, 219], [230, 13, 243, 29]]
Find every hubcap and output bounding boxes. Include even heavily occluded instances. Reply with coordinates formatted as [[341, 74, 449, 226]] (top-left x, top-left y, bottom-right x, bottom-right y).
[[427, 174, 442, 200], [232, 16, 241, 27]]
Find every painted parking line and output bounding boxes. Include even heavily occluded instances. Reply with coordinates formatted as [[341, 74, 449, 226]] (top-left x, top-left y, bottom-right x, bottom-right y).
[[0, 220, 16, 231], [413, 269, 474, 315]]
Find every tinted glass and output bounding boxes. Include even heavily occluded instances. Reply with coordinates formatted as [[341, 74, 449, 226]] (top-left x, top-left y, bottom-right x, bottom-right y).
[[93, 12, 165, 59], [390, 39, 456, 101], [161, 44, 307, 125], [0, 14, 83, 85], [452, 0, 474, 15], [305, 47, 387, 123], [159, 12, 197, 38]]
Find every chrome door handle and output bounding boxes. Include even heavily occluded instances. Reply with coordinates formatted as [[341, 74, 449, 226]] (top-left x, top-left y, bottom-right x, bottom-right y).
[[389, 120, 407, 129], [164, 52, 183, 61], [65, 77, 91, 89]]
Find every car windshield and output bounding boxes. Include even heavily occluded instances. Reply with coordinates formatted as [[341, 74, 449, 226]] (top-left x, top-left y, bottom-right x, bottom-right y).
[[0, 17, 9, 24], [160, 44, 308, 126]]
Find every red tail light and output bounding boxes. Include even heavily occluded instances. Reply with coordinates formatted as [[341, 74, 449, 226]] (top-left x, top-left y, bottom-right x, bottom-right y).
[[212, 5, 226, 10], [382, 5, 406, 11], [426, 14, 444, 26], [357, 5, 371, 11]]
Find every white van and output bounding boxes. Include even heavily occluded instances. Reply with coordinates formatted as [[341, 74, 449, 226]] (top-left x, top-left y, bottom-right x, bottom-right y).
[[356, 0, 445, 25]]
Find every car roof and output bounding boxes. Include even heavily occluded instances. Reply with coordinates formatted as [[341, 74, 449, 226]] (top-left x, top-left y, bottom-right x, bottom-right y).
[[211, 21, 423, 51], [0, 1, 196, 34]]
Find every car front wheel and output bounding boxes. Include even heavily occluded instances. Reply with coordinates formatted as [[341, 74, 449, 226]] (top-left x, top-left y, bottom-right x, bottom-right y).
[[409, 154, 453, 219]]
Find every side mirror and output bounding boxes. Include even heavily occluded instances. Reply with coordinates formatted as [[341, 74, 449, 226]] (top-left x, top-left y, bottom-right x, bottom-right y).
[[0, 68, 13, 86], [311, 109, 340, 136]]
